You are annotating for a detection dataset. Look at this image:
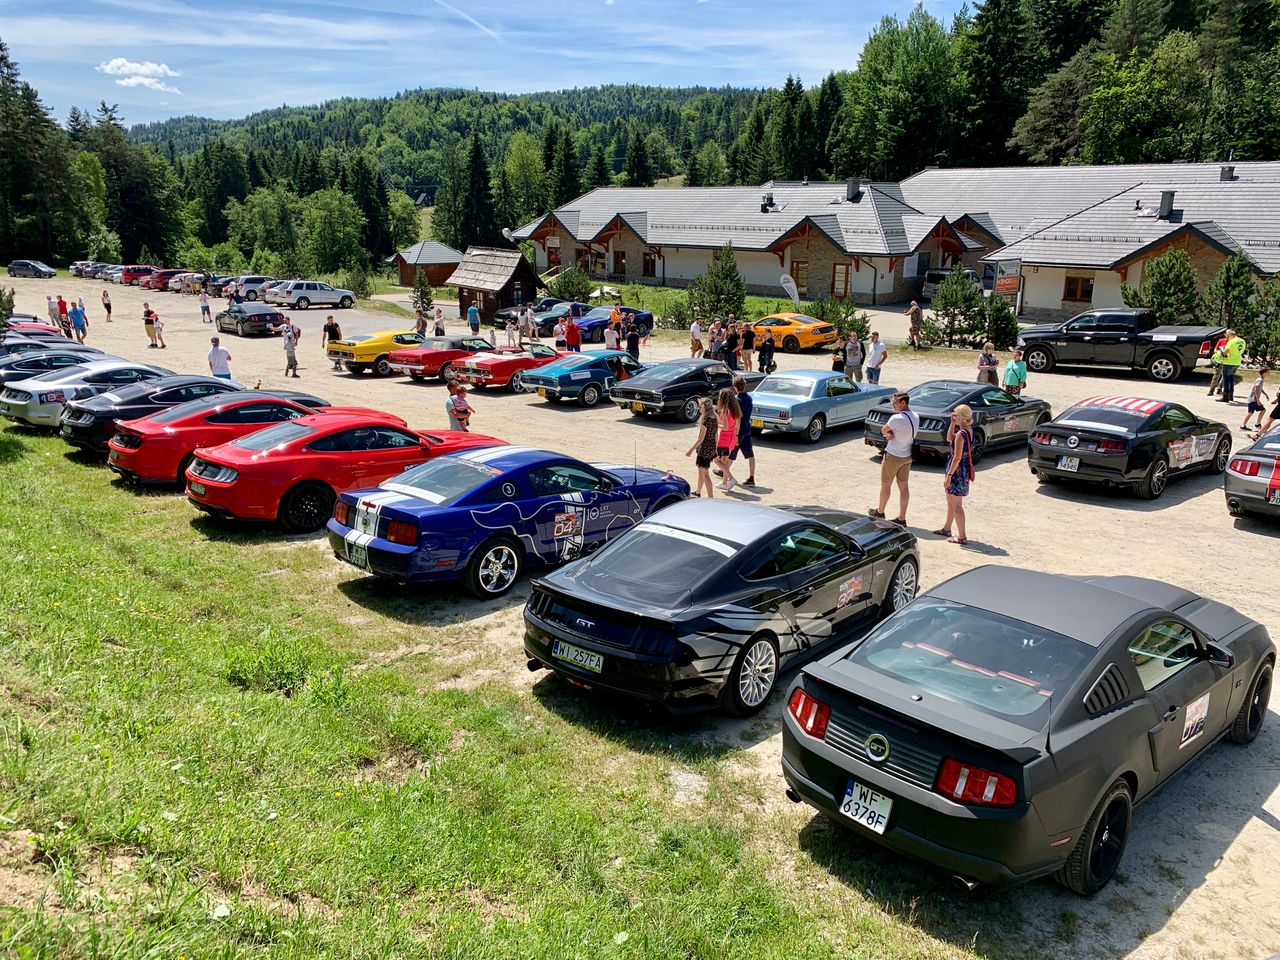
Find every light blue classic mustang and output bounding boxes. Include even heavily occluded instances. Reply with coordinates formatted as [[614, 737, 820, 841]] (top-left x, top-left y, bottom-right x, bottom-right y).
[[749, 369, 896, 443]]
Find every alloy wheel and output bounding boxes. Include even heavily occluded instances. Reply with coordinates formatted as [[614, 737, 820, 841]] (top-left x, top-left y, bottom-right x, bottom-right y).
[[738, 638, 777, 708], [1088, 796, 1129, 885], [478, 544, 518, 594], [890, 560, 918, 611], [1249, 668, 1272, 736]]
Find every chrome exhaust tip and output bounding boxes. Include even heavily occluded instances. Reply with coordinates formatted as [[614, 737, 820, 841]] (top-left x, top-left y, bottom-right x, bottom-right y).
[[951, 875, 978, 893]]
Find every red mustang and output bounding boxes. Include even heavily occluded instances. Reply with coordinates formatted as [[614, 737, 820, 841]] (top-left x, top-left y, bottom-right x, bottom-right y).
[[454, 342, 568, 392], [387, 334, 496, 383], [107, 390, 333, 484], [184, 412, 503, 532]]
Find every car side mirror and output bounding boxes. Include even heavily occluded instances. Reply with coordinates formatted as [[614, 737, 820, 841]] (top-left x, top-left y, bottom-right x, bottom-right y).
[[1204, 643, 1232, 669]]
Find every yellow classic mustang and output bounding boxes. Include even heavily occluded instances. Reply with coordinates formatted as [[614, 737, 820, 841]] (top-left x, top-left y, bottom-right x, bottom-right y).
[[326, 330, 424, 376]]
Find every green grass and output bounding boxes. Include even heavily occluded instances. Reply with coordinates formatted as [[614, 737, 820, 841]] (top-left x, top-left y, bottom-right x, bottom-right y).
[[0, 430, 1038, 959]]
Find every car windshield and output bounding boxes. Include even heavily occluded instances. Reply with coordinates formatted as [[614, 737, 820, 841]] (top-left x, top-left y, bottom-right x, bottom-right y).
[[908, 384, 971, 408], [846, 600, 1094, 729], [583, 308, 612, 320], [232, 421, 316, 450], [640, 363, 698, 383], [574, 523, 721, 603], [384, 456, 504, 504], [757, 376, 814, 398]]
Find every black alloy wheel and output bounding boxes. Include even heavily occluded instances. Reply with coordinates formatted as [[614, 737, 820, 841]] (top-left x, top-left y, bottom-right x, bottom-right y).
[[279, 482, 334, 533]]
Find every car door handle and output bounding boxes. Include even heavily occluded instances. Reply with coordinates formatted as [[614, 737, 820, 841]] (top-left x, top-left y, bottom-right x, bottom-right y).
[[1162, 706, 1178, 722]]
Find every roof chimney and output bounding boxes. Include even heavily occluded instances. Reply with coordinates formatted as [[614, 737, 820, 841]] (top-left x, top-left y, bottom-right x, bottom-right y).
[[846, 178, 863, 202], [802, 175, 809, 186], [1158, 190, 1175, 219], [1220, 164, 1236, 181]]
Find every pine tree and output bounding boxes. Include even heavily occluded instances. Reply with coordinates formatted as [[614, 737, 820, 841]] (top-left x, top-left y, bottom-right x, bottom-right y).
[[551, 130, 581, 207], [585, 144, 611, 189], [684, 149, 702, 188], [623, 127, 652, 186], [457, 129, 498, 250], [1202, 254, 1259, 328], [412, 266, 434, 316], [960, 0, 1034, 165], [1101, 0, 1171, 57], [688, 243, 746, 320], [1121, 249, 1202, 324], [813, 73, 845, 174]]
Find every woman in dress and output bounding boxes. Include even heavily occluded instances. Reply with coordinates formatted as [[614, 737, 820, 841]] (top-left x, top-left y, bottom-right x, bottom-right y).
[[934, 403, 974, 545], [714, 387, 742, 492], [976, 341, 999, 384], [685, 396, 719, 498]]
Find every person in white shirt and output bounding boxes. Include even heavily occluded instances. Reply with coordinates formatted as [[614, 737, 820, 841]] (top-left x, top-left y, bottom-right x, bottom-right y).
[[870, 391, 918, 525], [199, 290, 211, 322], [208, 336, 233, 379], [866, 331, 888, 384], [275, 321, 301, 377], [553, 321, 566, 350], [604, 325, 618, 351], [690, 317, 704, 358]]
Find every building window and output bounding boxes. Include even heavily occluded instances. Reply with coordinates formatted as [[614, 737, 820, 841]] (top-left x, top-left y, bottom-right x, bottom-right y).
[[790, 260, 809, 298], [613, 250, 626, 275], [1063, 275, 1095, 302], [591, 251, 607, 275], [917, 252, 931, 276], [642, 252, 657, 277], [831, 263, 851, 299], [548, 246, 561, 267]]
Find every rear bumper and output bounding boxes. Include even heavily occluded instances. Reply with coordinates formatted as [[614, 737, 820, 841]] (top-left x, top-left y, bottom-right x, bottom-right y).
[[0, 400, 59, 427], [526, 381, 574, 399], [186, 479, 278, 521], [387, 362, 428, 375], [107, 446, 179, 483], [59, 420, 113, 451], [1224, 473, 1280, 516], [613, 395, 673, 414], [863, 429, 950, 455], [1028, 450, 1140, 485], [324, 525, 445, 581]]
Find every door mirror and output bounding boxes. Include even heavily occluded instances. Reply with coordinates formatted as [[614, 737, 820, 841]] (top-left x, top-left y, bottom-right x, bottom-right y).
[[1204, 643, 1233, 669]]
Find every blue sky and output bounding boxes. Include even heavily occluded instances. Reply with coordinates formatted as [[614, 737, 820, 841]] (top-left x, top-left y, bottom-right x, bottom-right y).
[[1, 0, 964, 125]]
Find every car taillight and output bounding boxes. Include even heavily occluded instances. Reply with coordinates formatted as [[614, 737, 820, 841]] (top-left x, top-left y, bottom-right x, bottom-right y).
[[777, 411, 790, 420], [788, 688, 830, 739], [1200, 340, 1211, 356], [386, 520, 418, 545], [1032, 431, 1052, 444], [1230, 458, 1260, 476], [934, 758, 1017, 807], [333, 501, 351, 526], [1097, 439, 1127, 453]]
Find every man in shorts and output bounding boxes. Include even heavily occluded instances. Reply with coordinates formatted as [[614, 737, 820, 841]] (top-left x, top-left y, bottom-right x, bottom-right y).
[[870, 391, 917, 525], [731, 376, 756, 486], [1243, 368, 1269, 431], [690, 316, 703, 358]]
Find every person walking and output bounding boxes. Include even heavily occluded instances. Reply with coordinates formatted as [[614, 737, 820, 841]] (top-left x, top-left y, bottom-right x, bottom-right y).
[[757, 331, 776, 373], [685, 396, 718, 498], [415, 310, 429, 337], [625, 322, 641, 361], [1003, 347, 1027, 396], [142, 303, 159, 348], [564, 316, 582, 353], [1243, 369, 1270, 431], [846, 334, 864, 382], [935, 404, 975, 545], [870, 391, 918, 525], [714, 387, 742, 492], [1217, 329, 1246, 403], [467, 301, 481, 335], [903, 301, 924, 350], [199, 289, 212, 323], [976, 341, 999, 385], [56, 295, 71, 338], [68, 301, 88, 343], [276, 319, 301, 377], [434, 306, 446, 336], [831, 334, 847, 373], [208, 337, 233, 380], [101, 288, 113, 322], [153, 312, 167, 349], [444, 383, 462, 429], [46, 295, 59, 328], [731, 375, 756, 486], [1207, 334, 1229, 395], [603, 323, 618, 351], [690, 316, 704, 358], [321, 315, 342, 370], [741, 322, 755, 372], [866, 331, 887, 384]]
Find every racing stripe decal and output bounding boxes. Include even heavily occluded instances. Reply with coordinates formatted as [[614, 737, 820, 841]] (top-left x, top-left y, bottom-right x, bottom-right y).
[[457, 445, 539, 463], [1268, 456, 1280, 501]]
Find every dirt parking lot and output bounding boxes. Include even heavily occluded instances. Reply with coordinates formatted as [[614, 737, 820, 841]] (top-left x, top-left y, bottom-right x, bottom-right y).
[[10, 276, 1280, 959]]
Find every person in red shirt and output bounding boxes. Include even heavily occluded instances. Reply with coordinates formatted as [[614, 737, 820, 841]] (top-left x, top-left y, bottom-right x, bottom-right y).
[[1208, 336, 1229, 396], [564, 316, 582, 353]]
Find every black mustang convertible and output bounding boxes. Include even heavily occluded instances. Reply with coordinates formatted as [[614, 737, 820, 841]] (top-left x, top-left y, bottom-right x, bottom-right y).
[[781, 566, 1273, 894], [524, 499, 919, 715]]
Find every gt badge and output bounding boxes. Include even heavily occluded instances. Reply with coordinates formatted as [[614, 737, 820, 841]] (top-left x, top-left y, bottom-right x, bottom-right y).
[[864, 734, 890, 763]]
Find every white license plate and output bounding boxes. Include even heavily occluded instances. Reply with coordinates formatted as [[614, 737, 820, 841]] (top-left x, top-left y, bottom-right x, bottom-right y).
[[1057, 456, 1080, 472], [346, 542, 369, 569], [839, 778, 893, 835], [109, 449, 119, 462], [189, 481, 206, 496], [1269, 491, 1280, 505], [551, 639, 603, 674]]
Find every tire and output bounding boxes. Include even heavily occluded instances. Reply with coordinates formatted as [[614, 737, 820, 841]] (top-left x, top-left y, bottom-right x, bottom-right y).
[[409, 373, 425, 383], [1055, 780, 1132, 896], [783, 335, 800, 353], [278, 482, 334, 534], [1024, 346, 1054, 374], [338, 296, 353, 309], [1228, 660, 1272, 744], [803, 414, 825, 444], [971, 428, 987, 464], [579, 384, 602, 407], [246, 290, 258, 301], [373, 356, 392, 377], [880, 557, 919, 619], [465, 537, 522, 598], [637, 323, 650, 337], [1210, 435, 1231, 474], [592, 327, 604, 344], [510, 372, 526, 394], [236, 321, 246, 337], [679, 397, 700, 424], [344, 362, 366, 375], [295, 297, 310, 310], [648, 496, 683, 516], [1135, 456, 1169, 499], [438, 361, 455, 383], [721, 633, 780, 716], [175, 452, 195, 485], [1146, 353, 1181, 382]]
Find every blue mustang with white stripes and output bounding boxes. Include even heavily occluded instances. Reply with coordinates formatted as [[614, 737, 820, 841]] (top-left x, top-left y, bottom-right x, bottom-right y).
[[326, 446, 691, 597]]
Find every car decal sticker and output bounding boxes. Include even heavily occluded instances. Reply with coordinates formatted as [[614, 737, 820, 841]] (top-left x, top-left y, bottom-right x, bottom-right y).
[[382, 483, 445, 503], [1179, 692, 1210, 748], [457, 445, 537, 463], [553, 511, 583, 538], [1004, 416, 1018, 431], [1076, 396, 1163, 414], [836, 575, 864, 609]]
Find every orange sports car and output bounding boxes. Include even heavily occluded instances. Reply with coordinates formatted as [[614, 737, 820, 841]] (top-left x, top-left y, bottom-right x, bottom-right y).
[[750, 313, 838, 352]]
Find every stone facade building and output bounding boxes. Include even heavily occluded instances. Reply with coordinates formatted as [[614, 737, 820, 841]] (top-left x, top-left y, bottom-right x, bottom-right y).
[[513, 162, 1280, 319]]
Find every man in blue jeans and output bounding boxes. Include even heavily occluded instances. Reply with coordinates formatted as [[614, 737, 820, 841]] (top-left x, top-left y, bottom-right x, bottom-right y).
[[467, 302, 480, 334]]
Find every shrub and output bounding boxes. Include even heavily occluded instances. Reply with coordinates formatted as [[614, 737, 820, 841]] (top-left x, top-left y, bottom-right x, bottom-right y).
[[688, 243, 746, 321], [1245, 277, 1280, 366], [342, 264, 372, 300], [546, 266, 592, 303], [249, 247, 282, 277], [86, 226, 122, 263], [982, 295, 1021, 350], [411, 268, 434, 316], [931, 270, 984, 347], [226, 637, 311, 695], [0, 287, 16, 335], [1122, 249, 1202, 325], [806, 295, 871, 342]]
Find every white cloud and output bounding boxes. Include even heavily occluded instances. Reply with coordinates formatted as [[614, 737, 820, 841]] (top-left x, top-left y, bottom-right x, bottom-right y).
[[96, 56, 180, 78], [605, 0, 615, 5], [115, 75, 182, 93]]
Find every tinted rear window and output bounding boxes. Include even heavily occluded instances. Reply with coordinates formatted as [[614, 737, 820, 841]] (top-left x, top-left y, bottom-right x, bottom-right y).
[[150, 398, 218, 423], [572, 524, 722, 603], [232, 421, 315, 450], [384, 457, 504, 504], [639, 364, 699, 383], [1058, 406, 1157, 431], [846, 600, 1093, 729], [925, 270, 950, 284]]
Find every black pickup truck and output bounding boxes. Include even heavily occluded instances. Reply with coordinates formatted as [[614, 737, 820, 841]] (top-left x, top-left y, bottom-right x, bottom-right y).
[[1017, 309, 1224, 382]]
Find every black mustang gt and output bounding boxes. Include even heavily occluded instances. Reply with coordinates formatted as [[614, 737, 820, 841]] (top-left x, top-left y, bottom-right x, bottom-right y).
[[1028, 395, 1231, 499], [0, 347, 111, 385], [58, 376, 245, 453], [782, 566, 1273, 894], [610, 358, 765, 423], [864, 380, 1052, 462], [523, 499, 919, 715]]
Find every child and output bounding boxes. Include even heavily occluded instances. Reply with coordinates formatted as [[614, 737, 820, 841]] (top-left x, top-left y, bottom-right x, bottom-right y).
[[504, 317, 516, 346], [153, 313, 167, 349], [1243, 369, 1270, 431], [1003, 348, 1027, 396], [450, 384, 474, 431]]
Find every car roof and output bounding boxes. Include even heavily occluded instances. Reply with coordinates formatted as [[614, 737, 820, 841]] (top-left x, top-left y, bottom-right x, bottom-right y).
[[1069, 396, 1166, 415], [761, 368, 838, 382], [294, 410, 408, 430], [638, 498, 806, 548], [447, 445, 567, 472], [928, 566, 1168, 645]]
